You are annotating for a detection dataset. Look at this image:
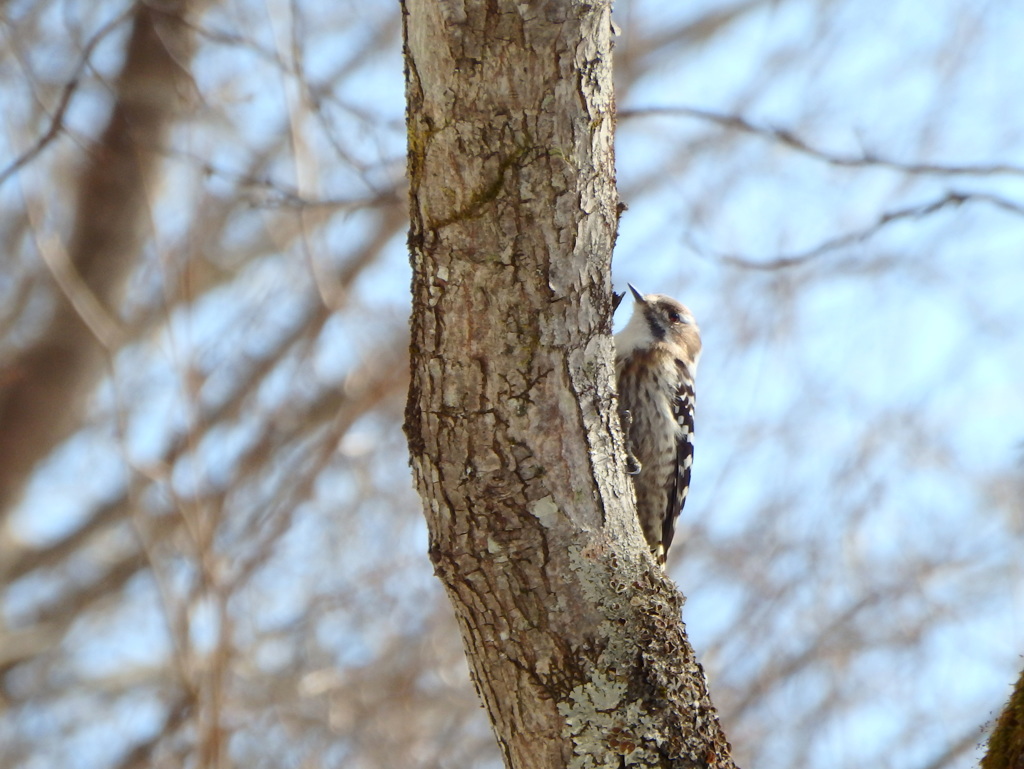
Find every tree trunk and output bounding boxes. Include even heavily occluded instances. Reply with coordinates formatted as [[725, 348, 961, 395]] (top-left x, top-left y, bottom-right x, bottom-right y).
[[0, 0, 199, 514], [983, 666, 1024, 769], [402, 2, 735, 767]]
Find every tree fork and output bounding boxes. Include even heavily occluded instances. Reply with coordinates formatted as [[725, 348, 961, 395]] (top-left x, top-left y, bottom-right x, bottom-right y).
[[401, 2, 735, 767]]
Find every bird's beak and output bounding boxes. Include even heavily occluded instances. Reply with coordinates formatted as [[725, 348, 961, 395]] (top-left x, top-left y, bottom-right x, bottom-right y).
[[628, 284, 646, 304]]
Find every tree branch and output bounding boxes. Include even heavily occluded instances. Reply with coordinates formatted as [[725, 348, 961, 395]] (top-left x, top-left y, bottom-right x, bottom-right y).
[[697, 190, 1024, 271], [0, 7, 135, 189], [620, 106, 1024, 178], [0, 0, 200, 515]]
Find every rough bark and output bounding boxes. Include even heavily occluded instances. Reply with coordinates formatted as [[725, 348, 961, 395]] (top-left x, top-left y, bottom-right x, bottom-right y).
[[0, 0, 199, 514], [402, 2, 735, 767], [983, 666, 1024, 769]]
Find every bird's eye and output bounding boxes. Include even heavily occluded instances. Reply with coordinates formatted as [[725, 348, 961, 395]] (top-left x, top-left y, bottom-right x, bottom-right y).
[[667, 310, 683, 324]]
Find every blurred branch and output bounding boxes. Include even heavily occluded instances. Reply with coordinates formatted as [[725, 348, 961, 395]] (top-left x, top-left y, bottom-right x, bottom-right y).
[[111, 695, 192, 769], [0, 0, 200, 514], [0, 7, 134, 189], [617, 1, 770, 86], [0, 549, 151, 675], [0, 196, 403, 586], [164, 132, 403, 214], [697, 190, 1024, 271], [0, 305, 327, 586], [0, 334, 406, 691], [918, 721, 988, 769], [620, 106, 1024, 178], [224, 338, 409, 591]]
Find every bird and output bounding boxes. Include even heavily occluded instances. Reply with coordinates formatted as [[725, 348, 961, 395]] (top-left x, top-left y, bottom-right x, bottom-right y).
[[614, 284, 702, 568]]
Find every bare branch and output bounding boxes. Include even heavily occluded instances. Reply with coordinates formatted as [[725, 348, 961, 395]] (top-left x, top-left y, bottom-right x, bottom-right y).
[[621, 106, 1024, 178], [699, 190, 1024, 271], [0, 7, 134, 189], [0, 0, 200, 514]]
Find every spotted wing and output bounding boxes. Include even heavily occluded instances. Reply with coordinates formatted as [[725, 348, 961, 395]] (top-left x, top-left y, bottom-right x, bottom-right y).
[[662, 367, 696, 560]]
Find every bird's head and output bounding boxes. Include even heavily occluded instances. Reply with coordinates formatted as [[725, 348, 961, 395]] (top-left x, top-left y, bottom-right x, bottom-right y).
[[615, 284, 702, 366]]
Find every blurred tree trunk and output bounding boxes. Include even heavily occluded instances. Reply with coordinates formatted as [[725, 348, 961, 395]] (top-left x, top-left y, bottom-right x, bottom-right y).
[[0, 0, 198, 513], [402, 2, 735, 767]]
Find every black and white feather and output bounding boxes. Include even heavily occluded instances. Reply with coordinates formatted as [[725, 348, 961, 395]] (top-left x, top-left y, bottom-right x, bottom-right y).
[[614, 285, 702, 568]]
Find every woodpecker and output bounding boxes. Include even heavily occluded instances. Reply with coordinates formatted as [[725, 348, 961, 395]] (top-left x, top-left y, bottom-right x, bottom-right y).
[[614, 284, 702, 568]]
